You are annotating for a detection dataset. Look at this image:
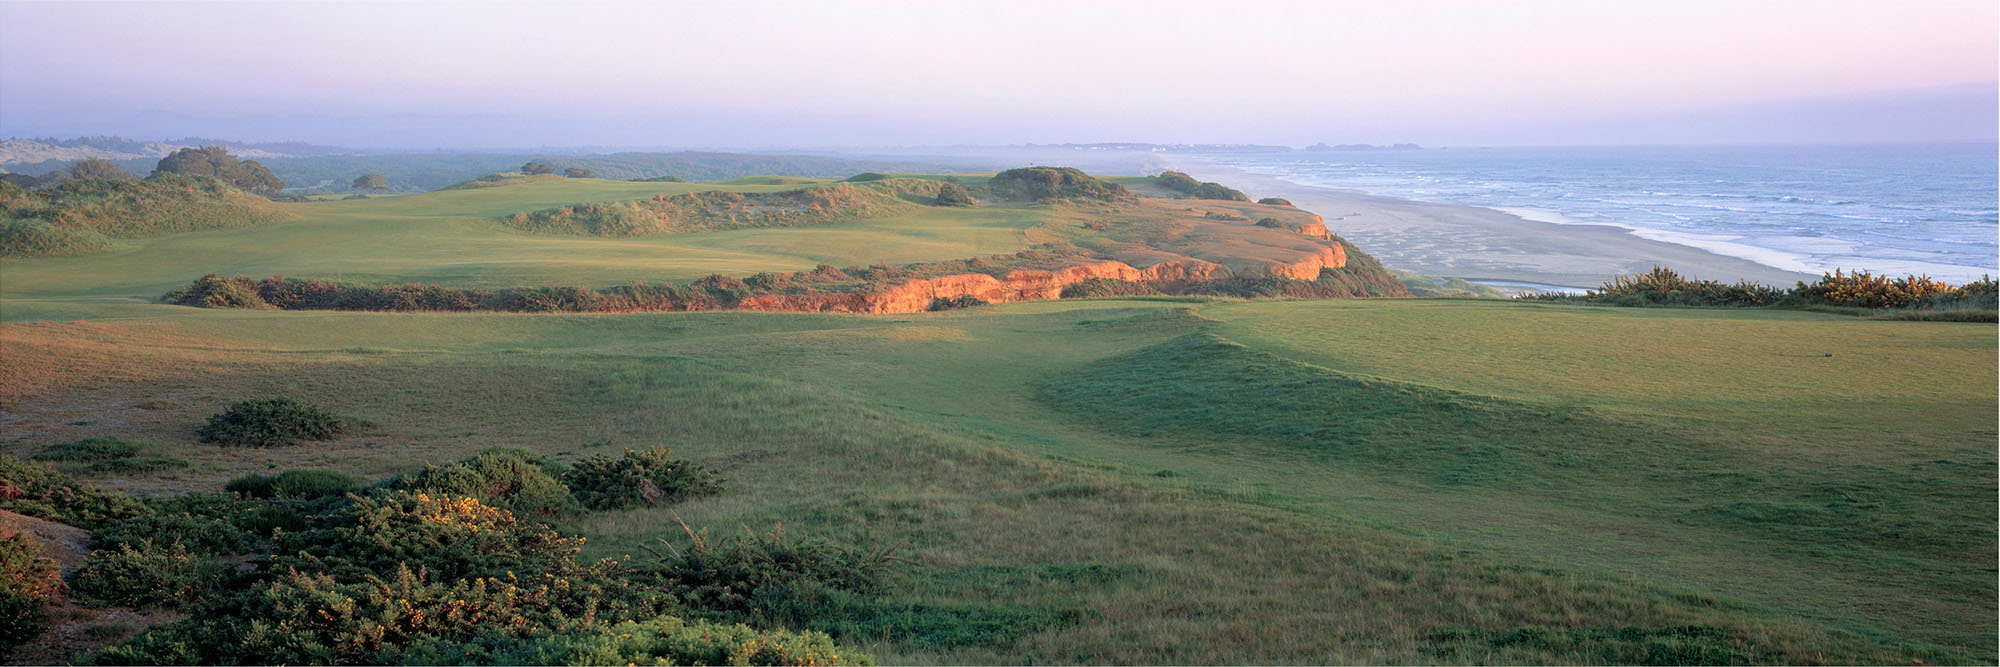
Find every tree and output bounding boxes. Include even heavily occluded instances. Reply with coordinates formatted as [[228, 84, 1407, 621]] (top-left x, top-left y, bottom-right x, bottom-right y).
[[520, 161, 555, 175], [0, 173, 35, 189], [152, 146, 285, 195], [934, 182, 976, 207], [352, 174, 388, 191], [562, 167, 597, 179], [68, 158, 134, 181]]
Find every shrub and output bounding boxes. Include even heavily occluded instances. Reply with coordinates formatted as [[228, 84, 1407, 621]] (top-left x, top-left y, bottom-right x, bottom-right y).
[[1257, 197, 1293, 206], [0, 533, 60, 650], [1191, 182, 1250, 201], [69, 539, 226, 609], [844, 172, 891, 182], [927, 295, 989, 311], [395, 448, 581, 518], [631, 174, 686, 183], [271, 492, 582, 581], [520, 161, 556, 175], [1153, 170, 1201, 193], [31, 436, 143, 462], [161, 274, 267, 308], [1060, 278, 1161, 298], [562, 447, 723, 511], [643, 526, 904, 623], [989, 167, 1131, 202], [562, 167, 598, 178], [196, 398, 351, 447], [1589, 266, 1786, 307], [1794, 269, 1954, 308], [226, 468, 361, 499], [0, 456, 153, 529], [152, 146, 284, 194], [934, 182, 976, 207], [93, 511, 256, 556], [1255, 217, 1284, 228]]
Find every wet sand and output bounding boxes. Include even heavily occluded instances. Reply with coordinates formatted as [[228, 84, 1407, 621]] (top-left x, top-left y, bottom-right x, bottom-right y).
[[1173, 161, 1818, 288]]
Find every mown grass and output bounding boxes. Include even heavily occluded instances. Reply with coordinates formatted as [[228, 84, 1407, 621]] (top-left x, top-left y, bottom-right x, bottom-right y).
[[0, 176, 1992, 663], [0, 299, 1989, 663]]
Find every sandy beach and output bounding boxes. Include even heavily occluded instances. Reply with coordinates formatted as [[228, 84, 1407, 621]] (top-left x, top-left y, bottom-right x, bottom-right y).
[[1170, 161, 1819, 289]]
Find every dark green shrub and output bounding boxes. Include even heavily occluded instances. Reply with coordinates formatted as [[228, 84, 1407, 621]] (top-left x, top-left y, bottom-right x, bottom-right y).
[[1060, 278, 1161, 298], [644, 526, 903, 622], [630, 174, 685, 183], [562, 167, 598, 179], [161, 273, 267, 308], [271, 492, 582, 581], [1586, 266, 1788, 307], [1255, 217, 1284, 228], [196, 398, 351, 447], [934, 182, 976, 207], [562, 447, 723, 511], [69, 539, 226, 609], [396, 448, 581, 518], [0, 533, 59, 651], [927, 295, 989, 311], [520, 161, 556, 175], [989, 167, 1130, 202], [844, 172, 891, 182], [0, 456, 152, 529], [1191, 182, 1249, 201], [31, 436, 142, 462], [1794, 269, 1954, 308], [1154, 170, 1201, 193], [1257, 197, 1293, 206], [228, 468, 361, 499], [93, 512, 256, 556]]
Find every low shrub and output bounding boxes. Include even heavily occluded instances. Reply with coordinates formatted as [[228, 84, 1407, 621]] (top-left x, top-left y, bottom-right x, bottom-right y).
[[1153, 171, 1201, 193], [1257, 197, 1293, 206], [844, 172, 891, 182], [225, 468, 361, 499], [989, 167, 1131, 202], [31, 436, 142, 462], [927, 295, 989, 311], [630, 174, 685, 183], [93, 511, 257, 556], [0, 456, 153, 529], [271, 492, 582, 581], [395, 448, 581, 518], [934, 182, 976, 207], [643, 526, 905, 623], [196, 398, 351, 448], [0, 533, 60, 650], [1060, 278, 1162, 298], [562, 447, 723, 511], [1795, 269, 1955, 308], [1255, 217, 1284, 228], [69, 539, 227, 609], [1191, 182, 1250, 201], [492, 617, 866, 666]]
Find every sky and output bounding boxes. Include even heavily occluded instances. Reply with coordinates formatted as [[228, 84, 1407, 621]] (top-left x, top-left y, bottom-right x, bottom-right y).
[[1, 0, 1994, 149]]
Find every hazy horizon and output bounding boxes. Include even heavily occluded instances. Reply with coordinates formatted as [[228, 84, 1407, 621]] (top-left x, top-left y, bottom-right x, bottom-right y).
[[3, 0, 1996, 150]]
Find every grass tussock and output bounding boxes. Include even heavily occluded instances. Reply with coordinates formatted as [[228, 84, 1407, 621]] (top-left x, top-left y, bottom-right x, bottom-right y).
[[1, 174, 293, 257]]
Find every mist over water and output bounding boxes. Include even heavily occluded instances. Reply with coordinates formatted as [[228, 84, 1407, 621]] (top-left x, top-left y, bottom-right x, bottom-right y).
[[1208, 143, 1999, 283]]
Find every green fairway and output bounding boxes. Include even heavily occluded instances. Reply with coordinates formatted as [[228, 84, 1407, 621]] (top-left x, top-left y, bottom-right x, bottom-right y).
[[1, 175, 1993, 664]]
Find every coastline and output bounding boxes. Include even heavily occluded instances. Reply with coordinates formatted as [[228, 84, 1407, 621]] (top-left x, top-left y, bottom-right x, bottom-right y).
[[1168, 160, 1820, 288]]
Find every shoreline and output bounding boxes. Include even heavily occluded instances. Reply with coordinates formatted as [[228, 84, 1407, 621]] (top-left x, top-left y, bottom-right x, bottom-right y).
[[1168, 160, 1820, 288]]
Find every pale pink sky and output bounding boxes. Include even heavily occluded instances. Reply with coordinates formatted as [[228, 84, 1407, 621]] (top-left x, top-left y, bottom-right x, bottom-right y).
[[2, 0, 1993, 147]]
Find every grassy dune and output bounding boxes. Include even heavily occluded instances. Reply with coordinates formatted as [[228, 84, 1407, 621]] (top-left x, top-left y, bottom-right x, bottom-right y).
[[0, 175, 1992, 663]]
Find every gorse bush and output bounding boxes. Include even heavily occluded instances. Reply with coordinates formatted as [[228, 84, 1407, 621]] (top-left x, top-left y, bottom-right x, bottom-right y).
[[989, 167, 1131, 202], [271, 492, 582, 582], [1, 174, 290, 257], [92, 510, 257, 556], [0, 456, 152, 529], [396, 448, 582, 518], [68, 539, 227, 610], [84, 456, 189, 475], [196, 398, 351, 447], [1548, 266, 1996, 319], [1257, 197, 1294, 207], [1795, 269, 1954, 308], [927, 295, 989, 311], [1152, 170, 1249, 201], [224, 468, 361, 499], [562, 447, 724, 511], [643, 525, 905, 623], [934, 182, 976, 207], [0, 533, 60, 651]]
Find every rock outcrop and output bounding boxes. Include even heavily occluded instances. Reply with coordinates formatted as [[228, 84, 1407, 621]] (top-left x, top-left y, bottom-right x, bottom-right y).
[[739, 243, 1346, 314]]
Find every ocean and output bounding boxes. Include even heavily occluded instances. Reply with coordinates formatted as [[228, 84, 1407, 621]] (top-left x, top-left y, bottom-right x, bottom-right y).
[[1203, 142, 1998, 283]]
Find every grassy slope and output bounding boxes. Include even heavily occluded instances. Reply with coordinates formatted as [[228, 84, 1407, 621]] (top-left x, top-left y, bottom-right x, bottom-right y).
[[0, 177, 1992, 663]]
